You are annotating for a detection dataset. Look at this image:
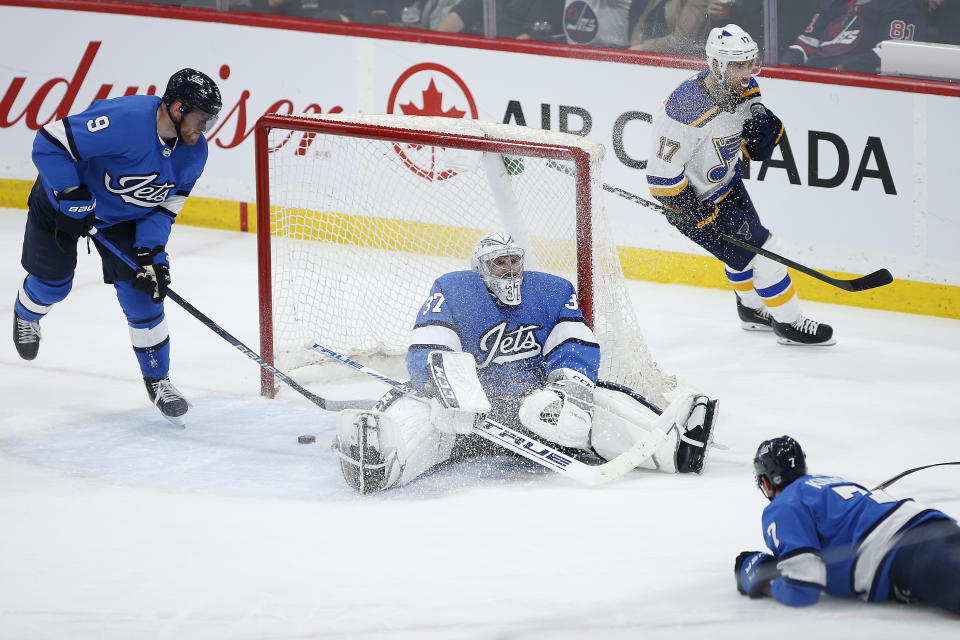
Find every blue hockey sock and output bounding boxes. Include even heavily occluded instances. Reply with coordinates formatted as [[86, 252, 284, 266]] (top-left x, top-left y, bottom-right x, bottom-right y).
[[115, 281, 170, 379], [15, 275, 73, 322]]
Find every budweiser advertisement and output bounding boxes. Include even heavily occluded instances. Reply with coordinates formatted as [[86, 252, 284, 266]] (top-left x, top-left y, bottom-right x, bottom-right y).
[[0, 3, 957, 286]]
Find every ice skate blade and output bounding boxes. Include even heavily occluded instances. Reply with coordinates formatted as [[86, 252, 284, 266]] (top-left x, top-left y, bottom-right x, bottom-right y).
[[776, 336, 837, 347], [160, 413, 187, 428], [740, 321, 773, 332]]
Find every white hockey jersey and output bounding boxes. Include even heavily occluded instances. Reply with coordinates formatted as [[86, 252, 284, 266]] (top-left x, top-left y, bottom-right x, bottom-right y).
[[646, 71, 764, 210]]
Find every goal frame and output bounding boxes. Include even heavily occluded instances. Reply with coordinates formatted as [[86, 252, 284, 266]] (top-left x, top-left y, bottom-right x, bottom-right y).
[[254, 113, 595, 397]]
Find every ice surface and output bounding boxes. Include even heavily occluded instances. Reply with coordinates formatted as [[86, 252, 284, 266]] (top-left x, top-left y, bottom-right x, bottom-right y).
[[1, 208, 958, 639]]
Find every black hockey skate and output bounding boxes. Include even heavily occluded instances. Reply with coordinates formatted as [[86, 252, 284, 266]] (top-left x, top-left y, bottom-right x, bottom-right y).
[[675, 396, 719, 474], [772, 316, 835, 346], [333, 412, 389, 494], [144, 376, 189, 427], [13, 309, 41, 360], [736, 299, 773, 332]]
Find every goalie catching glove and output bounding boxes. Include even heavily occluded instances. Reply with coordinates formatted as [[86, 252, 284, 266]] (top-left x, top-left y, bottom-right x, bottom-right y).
[[519, 368, 595, 448], [427, 351, 491, 434]]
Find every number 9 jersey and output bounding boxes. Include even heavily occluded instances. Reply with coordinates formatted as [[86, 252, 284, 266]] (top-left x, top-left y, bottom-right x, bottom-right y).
[[31, 94, 208, 250]]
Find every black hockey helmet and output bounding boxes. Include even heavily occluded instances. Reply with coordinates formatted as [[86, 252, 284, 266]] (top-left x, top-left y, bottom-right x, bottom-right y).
[[753, 435, 807, 496], [162, 68, 222, 116]]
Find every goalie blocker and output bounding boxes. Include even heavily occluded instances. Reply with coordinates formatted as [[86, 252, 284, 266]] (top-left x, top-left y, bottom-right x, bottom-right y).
[[333, 352, 719, 493]]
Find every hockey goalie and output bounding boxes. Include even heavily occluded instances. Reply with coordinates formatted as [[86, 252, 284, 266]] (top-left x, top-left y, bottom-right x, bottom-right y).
[[333, 232, 719, 493]]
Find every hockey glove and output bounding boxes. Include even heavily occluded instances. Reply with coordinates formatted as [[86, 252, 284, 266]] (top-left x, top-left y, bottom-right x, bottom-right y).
[[427, 351, 490, 435], [54, 186, 96, 241], [735, 550, 779, 598], [742, 104, 783, 161], [132, 246, 171, 303], [518, 368, 594, 449]]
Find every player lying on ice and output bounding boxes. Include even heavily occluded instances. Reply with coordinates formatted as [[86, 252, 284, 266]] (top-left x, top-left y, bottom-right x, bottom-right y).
[[736, 436, 960, 614], [333, 232, 719, 493]]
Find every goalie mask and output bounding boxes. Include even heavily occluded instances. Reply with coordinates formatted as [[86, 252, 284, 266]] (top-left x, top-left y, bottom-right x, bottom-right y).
[[705, 24, 760, 84], [471, 232, 525, 306]]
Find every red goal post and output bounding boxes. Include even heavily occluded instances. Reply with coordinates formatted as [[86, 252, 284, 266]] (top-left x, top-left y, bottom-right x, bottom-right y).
[[254, 113, 679, 407]]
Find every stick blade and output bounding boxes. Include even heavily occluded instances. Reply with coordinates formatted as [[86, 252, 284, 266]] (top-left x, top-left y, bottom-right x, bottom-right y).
[[847, 269, 893, 292]]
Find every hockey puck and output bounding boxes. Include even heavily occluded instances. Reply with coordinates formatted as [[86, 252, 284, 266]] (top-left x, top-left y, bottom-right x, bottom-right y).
[[298, 434, 316, 444]]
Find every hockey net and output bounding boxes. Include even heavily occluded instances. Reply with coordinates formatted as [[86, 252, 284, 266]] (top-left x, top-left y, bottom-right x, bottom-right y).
[[255, 113, 681, 408]]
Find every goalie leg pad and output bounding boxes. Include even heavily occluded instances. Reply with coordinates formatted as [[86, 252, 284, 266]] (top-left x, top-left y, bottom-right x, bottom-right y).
[[591, 388, 675, 471], [334, 396, 457, 493], [652, 394, 720, 474], [334, 410, 397, 494], [674, 396, 719, 474]]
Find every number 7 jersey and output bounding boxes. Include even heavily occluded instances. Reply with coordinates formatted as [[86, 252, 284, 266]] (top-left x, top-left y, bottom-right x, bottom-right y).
[[646, 71, 761, 208], [760, 474, 951, 605]]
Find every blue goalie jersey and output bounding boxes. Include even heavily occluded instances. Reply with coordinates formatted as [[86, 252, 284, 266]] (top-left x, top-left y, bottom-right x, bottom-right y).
[[761, 474, 950, 606], [32, 94, 208, 250], [406, 270, 601, 396]]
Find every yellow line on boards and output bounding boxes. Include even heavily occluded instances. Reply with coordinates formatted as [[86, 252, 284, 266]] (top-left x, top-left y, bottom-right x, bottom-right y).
[[2, 178, 956, 319]]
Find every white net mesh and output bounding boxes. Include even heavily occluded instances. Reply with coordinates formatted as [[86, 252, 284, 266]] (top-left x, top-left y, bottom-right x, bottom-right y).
[[260, 114, 679, 408]]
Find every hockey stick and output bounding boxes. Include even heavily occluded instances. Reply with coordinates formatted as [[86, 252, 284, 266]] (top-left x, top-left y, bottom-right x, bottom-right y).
[[87, 229, 368, 412], [544, 161, 893, 292], [872, 461, 960, 491], [309, 342, 667, 486]]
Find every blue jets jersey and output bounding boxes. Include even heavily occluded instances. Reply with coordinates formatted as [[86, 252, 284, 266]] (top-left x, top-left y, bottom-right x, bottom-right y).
[[32, 94, 208, 251], [406, 270, 600, 396], [761, 474, 950, 606]]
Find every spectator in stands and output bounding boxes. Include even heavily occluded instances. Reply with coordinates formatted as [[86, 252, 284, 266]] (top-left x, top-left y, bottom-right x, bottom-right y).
[[561, 1, 644, 49], [396, 0, 460, 29], [629, 0, 711, 55], [781, 0, 928, 73], [928, 0, 960, 44], [435, 0, 565, 40], [706, 1, 762, 46]]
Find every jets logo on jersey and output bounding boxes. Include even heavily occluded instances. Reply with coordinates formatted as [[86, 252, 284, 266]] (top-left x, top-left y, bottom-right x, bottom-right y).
[[478, 322, 542, 367], [708, 133, 743, 182], [103, 172, 176, 207]]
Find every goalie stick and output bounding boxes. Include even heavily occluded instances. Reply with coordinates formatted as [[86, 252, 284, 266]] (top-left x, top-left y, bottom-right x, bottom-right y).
[[544, 160, 893, 292], [872, 461, 960, 491], [88, 229, 368, 412], [309, 342, 667, 486]]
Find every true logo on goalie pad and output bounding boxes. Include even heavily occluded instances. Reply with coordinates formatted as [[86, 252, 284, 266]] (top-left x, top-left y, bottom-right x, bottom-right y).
[[478, 322, 542, 367]]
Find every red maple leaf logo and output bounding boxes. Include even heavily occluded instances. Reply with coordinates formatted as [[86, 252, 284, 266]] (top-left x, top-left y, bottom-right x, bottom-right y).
[[399, 79, 466, 119]]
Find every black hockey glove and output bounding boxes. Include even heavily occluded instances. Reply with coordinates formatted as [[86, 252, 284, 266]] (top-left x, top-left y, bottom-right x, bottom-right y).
[[735, 550, 779, 598], [132, 246, 171, 303], [742, 104, 783, 161], [54, 185, 96, 241]]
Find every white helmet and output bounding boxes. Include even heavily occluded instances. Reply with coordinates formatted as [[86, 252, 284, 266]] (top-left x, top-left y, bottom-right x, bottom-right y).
[[470, 232, 525, 306], [705, 24, 760, 81]]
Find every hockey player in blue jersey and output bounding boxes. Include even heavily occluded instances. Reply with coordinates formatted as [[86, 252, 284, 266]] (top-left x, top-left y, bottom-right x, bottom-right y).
[[12, 68, 221, 426], [333, 232, 719, 493], [646, 24, 834, 346], [736, 436, 960, 614]]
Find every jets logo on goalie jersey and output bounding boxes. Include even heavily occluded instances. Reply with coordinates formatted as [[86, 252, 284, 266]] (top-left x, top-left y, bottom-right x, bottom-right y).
[[478, 322, 542, 367], [407, 270, 600, 395]]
